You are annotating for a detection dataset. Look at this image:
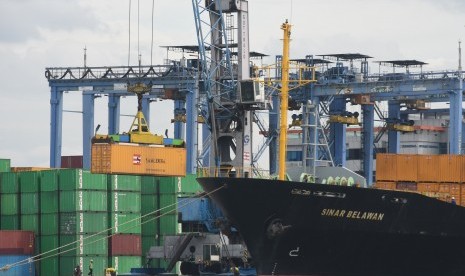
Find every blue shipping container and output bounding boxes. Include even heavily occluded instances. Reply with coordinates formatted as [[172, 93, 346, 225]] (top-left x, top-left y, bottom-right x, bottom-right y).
[[0, 255, 35, 276]]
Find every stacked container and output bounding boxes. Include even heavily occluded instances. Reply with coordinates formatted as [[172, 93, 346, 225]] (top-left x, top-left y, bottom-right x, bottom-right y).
[[58, 169, 108, 276], [1, 173, 20, 230], [107, 175, 142, 274], [19, 172, 41, 234], [0, 159, 10, 173], [141, 176, 179, 269], [0, 231, 35, 276]]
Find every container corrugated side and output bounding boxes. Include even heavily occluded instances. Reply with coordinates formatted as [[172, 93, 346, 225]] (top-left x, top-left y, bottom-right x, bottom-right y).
[[20, 214, 39, 233], [159, 214, 178, 235], [60, 212, 108, 234], [141, 176, 158, 194], [417, 155, 439, 182], [375, 154, 397, 181], [108, 256, 142, 274], [40, 213, 59, 235], [0, 215, 20, 230], [0, 194, 18, 215], [18, 171, 40, 193], [60, 234, 108, 256], [39, 235, 59, 252], [109, 234, 142, 256], [59, 169, 107, 191], [0, 231, 34, 255], [0, 255, 35, 276], [59, 190, 108, 212], [439, 155, 461, 183], [91, 143, 186, 176], [40, 256, 59, 276], [109, 191, 141, 213], [438, 183, 461, 203], [0, 172, 18, 193], [396, 154, 418, 182], [374, 181, 396, 190], [40, 170, 59, 192], [179, 174, 202, 195], [0, 159, 11, 172], [109, 212, 141, 234], [417, 182, 440, 193], [40, 191, 59, 214], [20, 193, 39, 214], [108, 175, 141, 192], [61, 155, 83, 169]]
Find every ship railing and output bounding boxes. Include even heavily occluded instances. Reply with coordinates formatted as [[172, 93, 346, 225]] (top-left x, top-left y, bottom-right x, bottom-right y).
[[197, 167, 271, 179]]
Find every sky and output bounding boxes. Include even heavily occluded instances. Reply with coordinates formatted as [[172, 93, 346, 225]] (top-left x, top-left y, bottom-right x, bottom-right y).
[[0, 0, 464, 167]]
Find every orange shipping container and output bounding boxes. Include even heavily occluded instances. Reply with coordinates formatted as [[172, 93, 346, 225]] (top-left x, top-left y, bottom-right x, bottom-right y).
[[417, 155, 439, 182], [91, 143, 186, 176], [374, 181, 396, 190], [439, 155, 461, 183], [375, 154, 397, 181], [417, 182, 440, 193], [396, 154, 418, 182]]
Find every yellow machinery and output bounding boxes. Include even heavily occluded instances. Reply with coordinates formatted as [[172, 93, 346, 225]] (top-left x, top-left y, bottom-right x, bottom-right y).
[[387, 123, 415, 132], [127, 83, 164, 144], [328, 115, 359, 125]]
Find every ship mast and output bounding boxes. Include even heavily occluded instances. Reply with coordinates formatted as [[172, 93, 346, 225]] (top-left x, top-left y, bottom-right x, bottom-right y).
[[278, 20, 291, 181]]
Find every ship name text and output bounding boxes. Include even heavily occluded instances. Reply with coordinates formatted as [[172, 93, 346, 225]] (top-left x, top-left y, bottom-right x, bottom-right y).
[[321, 208, 384, 221]]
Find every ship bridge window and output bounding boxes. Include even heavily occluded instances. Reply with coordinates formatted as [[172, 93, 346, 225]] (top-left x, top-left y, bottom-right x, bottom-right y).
[[203, 244, 220, 261], [287, 151, 302, 161]]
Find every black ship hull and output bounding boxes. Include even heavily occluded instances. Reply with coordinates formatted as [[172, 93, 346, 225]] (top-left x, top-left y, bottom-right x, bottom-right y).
[[197, 177, 465, 276]]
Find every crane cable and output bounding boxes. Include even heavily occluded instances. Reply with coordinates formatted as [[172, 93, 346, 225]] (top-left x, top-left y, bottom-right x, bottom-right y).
[[0, 185, 225, 272], [128, 0, 132, 66]]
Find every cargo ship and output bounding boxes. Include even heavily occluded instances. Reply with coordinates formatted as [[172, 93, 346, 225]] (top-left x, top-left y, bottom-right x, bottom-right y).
[[196, 22, 465, 276]]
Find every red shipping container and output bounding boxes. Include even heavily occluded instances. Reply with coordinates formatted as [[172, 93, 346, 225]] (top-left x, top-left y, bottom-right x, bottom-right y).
[[109, 234, 141, 256], [61, 155, 83, 169], [0, 231, 34, 255]]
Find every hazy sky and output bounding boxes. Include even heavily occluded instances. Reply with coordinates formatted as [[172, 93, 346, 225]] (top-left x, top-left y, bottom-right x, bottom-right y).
[[0, 0, 464, 167]]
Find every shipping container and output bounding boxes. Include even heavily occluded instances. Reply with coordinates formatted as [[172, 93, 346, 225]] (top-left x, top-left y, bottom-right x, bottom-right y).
[[40, 170, 59, 192], [20, 193, 39, 214], [159, 214, 178, 235], [20, 215, 39, 233], [0, 215, 20, 230], [108, 256, 142, 274], [60, 212, 108, 234], [0, 255, 35, 276], [108, 191, 141, 213], [108, 175, 141, 192], [0, 231, 34, 255], [141, 217, 160, 236], [91, 143, 186, 176], [395, 182, 417, 192], [109, 213, 141, 234], [59, 190, 107, 212], [375, 154, 397, 181], [60, 234, 108, 256], [60, 255, 107, 276], [439, 155, 461, 183], [109, 234, 142, 256], [10, 167, 49, 172], [374, 181, 396, 190], [141, 194, 159, 214], [396, 154, 418, 182], [417, 155, 439, 182], [0, 159, 11, 172], [179, 174, 202, 195], [40, 256, 59, 276], [40, 235, 59, 253], [0, 194, 18, 215], [417, 182, 440, 193], [141, 176, 159, 194], [59, 169, 107, 191], [142, 235, 160, 267], [61, 155, 83, 169], [40, 213, 59, 235], [18, 171, 40, 193], [0, 172, 18, 193], [40, 191, 59, 214]]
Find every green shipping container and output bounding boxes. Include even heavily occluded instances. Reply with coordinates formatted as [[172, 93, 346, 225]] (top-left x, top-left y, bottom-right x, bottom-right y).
[[60, 234, 108, 256], [159, 214, 178, 235], [21, 214, 39, 233], [108, 175, 141, 191], [41, 213, 59, 235], [0, 172, 18, 193], [40, 257, 59, 276], [40, 170, 59, 192], [0, 159, 11, 172], [60, 190, 107, 212], [141, 176, 158, 194], [60, 256, 107, 276], [108, 256, 142, 274], [40, 191, 59, 213], [141, 235, 160, 268], [60, 212, 108, 234], [0, 215, 19, 230], [59, 169, 107, 191], [109, 191, 141, 213], [141, 218, 159, 236], [1, 194, 18, 215], [159, 177, 177, 194], [179, 174, 202, 194], [20, 193, 39, 214], [40, 235, 59, 252], [19, 171, 40, 193], [141, 194, 158, 214], [109, 212, 141, 234]]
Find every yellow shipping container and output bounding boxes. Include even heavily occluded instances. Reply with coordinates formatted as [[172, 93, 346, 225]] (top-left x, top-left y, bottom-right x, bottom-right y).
[[417, 155, 439, 182], [417, 182, 439, 193], [374, 181, 396, 190], [439, 155, 461, 183], [91, 143, 186, 176], [396, 154, 418, 182], [375, 154, 397, 181]]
